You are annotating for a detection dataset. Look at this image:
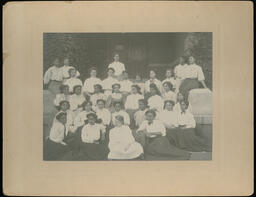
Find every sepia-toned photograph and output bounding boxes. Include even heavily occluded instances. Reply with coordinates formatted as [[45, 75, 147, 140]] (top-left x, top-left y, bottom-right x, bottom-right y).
[[43, 32, 212, 161]]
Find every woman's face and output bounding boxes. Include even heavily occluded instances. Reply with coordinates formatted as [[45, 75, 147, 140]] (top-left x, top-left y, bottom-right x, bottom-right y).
[[94, 85, 101, 93], [69, 69, 76, 78], [166, 70, 172, 78], [63, 86, 69, 95], [97, 101, 105, 109], [60, 102, 69, 111], [84, 103, 92, 112], [165, 102, 174, 111], [114, 54, 119, 61], [131, 86, 137, 94], [150, 87, 157, 95], [115, 119, 123, 127], [108, 69, 114, 77], [188, 56, 195, 64], [177, 93, 184, 102], [53, 59, 60, 67], [135, 75, 141, 82], [90, 70, 97, 77], [146, 112, 155, 122], [74, 87, 82, 95], [138, 101, 146, 110], [149, 71, 156, 79], [163, 83, 170, 92], [59, 114, 67, 124], [114, 103, 121, 112], [180, 102, 187, 111], [88, 116, 96, 125], [113, 85, 120, 93]]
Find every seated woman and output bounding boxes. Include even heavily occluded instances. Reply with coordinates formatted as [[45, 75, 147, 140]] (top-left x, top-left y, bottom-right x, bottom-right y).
[[174, 56, 188, 92], [169, 100, 210, 152], [63, 67, 83, 94], [134, 99, 149, 128], [78, 113, 108, 160], [111, 101, 130, 127], [102, 68, 118, 97], [44, 112, 69, 160], [162, 69, 177, 92], [74, 101, 95, 129], [83, 67, 102, 96], [105, 83, 124, 111], [145, 70, 163, 94], [159, 100, 178, 129], [162, 81, 176, 102], [94, 99, 111, 128], [119, 71, 133, 98], [90, 84, 107, 107], [179, 56, 207, 99], [173, 92, 192, 113], [125, 84, 144, 128], [69, 85, 86, 115], [108, 115, 143, 160], [135, 109, 191, 160], [147, 83, 164, 112], [54, 84, 70, 107], [134, 74, 146, 95]]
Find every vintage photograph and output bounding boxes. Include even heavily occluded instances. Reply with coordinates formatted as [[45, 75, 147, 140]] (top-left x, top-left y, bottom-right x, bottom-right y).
[[43, 32, 212, 161]]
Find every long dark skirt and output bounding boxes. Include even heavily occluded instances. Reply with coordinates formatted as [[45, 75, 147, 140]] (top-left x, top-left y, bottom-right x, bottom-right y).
[[135, 132, 191, 160], [179, 78, 200, 99], [80, 143, 109, 160], [48, 80, 62, 95], [43, 139, 69, 160], [166, 128, 210, 152], [126, 109, 137, 129]]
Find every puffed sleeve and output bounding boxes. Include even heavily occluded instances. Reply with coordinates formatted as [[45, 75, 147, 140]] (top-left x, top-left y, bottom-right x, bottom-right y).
[[137, 120, 147, 132], [197, 66, 205, 81], [43, 67, 52, 84], [186, 112, 196, 128]]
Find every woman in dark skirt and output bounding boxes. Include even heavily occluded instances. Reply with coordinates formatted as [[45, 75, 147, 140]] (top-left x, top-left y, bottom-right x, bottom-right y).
[[77, 113, 109, 160], [135, 109, 191, 160], [179, 56, 208, 99], [43, 112, 69, 160], [168, 100, 210, 152]]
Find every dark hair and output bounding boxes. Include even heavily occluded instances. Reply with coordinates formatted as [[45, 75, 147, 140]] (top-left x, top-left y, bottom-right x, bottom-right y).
[[94, 84, 103, 93], [115, 115, 124, 124], [59, 100, 70, 109], [86, 112, 97, 120], [113, 101, 122, 107], [107, 67, 115, 73], [112, 83, 121, 90], [131, 84, 142, 94], [180, 99, 189, 108], [163, 81, 174, 91], [73, 85, 82, 93], [96, 99, 106, 105], [89, 67, 97, 73], [59, 84, 69, 93], [55, 112, 67, 121], [149, 83, 161, 96], [138, 99, 148, 106], [81, 100, 92, 109], [164, 100, 175, 109], [145, 109, 157, 117], [68, 67, 76, 75]]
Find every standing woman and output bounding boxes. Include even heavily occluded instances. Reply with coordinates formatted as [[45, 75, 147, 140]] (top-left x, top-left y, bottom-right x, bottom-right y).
[[43, 58, 63, 95], [171, 100, 209, 152], [162, 81, 176, 102], [174, 56, 188, 92], [108, 53, 126, 80], [108, 115, 143, 160], [135, 110, 191, 160], [78, 113, 108, 160], [147, 83, 164, 112], [179, 56, 207, 99], [44, 112, 69, 160]]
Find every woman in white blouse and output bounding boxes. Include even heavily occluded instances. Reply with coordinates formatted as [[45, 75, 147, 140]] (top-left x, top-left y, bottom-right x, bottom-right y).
[[162, 69, 177, 91], [69, 85, 86, 115], [172, 100, 210, 152], [159, 100, 178, 129], [179, 56, 208, 99], [102, 68, 119, 97], [147, 83, 164, 112], [145, 70, 163, 94], [44, 112, 69, 160], [78, 113, 108, 160], [134, 99, 149, 128], [94, 99, 111, 127], [43, 58, 63, 95], [108, 115, 143, 160], [105, 83, 124, 111], [63, 68, 83, 94], [83, 67, 102, 96], [90, 84, 107, 107], [136, 109, 191, 160], [162, 81, 176, 102], [111, 102, 130, 127], [174, 56, 188, 91], [173, 92, 192, 113], [108, 53, 125, 80], [54, 84, 70, 107]]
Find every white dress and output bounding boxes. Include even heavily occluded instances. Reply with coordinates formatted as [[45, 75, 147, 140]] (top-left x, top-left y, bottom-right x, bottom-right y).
[[73, 110, 95, 128], [108, 125, 143, 159], [90, 93, 107, 106], [177, 110, 196, 129], [69, 94, 86, 111], [108, 61, 125, 76], [102, 77, 119, 96], [120, 80, 133, 93], [95, 108, 111, 126], [125, 93, 144, 110], [134, 109, 147, 127], [81, 123, 105, 143], [83, 77, 102, 94], [147, 95, 164, 111], [49, 119, 66, 143], [162, 91, 176, 102], [63, 77, 83, 93], [112, 110, 130, 126]]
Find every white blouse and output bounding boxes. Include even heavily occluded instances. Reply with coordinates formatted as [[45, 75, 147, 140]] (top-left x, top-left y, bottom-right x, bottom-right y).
[[43, 66, 63, 84], [120, 80, 133, 93], [125, 93, 144, 110], [134, 109, 147, 127], [83, 77, 102, 94], [145, 78, 163, 93], [183, 64, 205, 81], [137, 120, 166, 137], [53, 110, 76, 134], [162, 77, 176, 87], [108, 61, 125, 76], [148, 95, 164, 111], [90, 93, 107, 106], [60, 65, 80, 79], [112, 110, 130, 126], [177, 110, 196, 129], [69, 94, 86, 111], [49, 120, 66, 143], [63, 78, 83, 93], [173, 103, 192, 113], [158, 110, 179, 128], [74, 110, 94, 128], [95, 108, 111, 126], [54, 94, 70, 107], [174, 64, 188, 80], [102, 77, 119, 95], [81, 123, 105, 143], [162, 91, 177, 102]]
